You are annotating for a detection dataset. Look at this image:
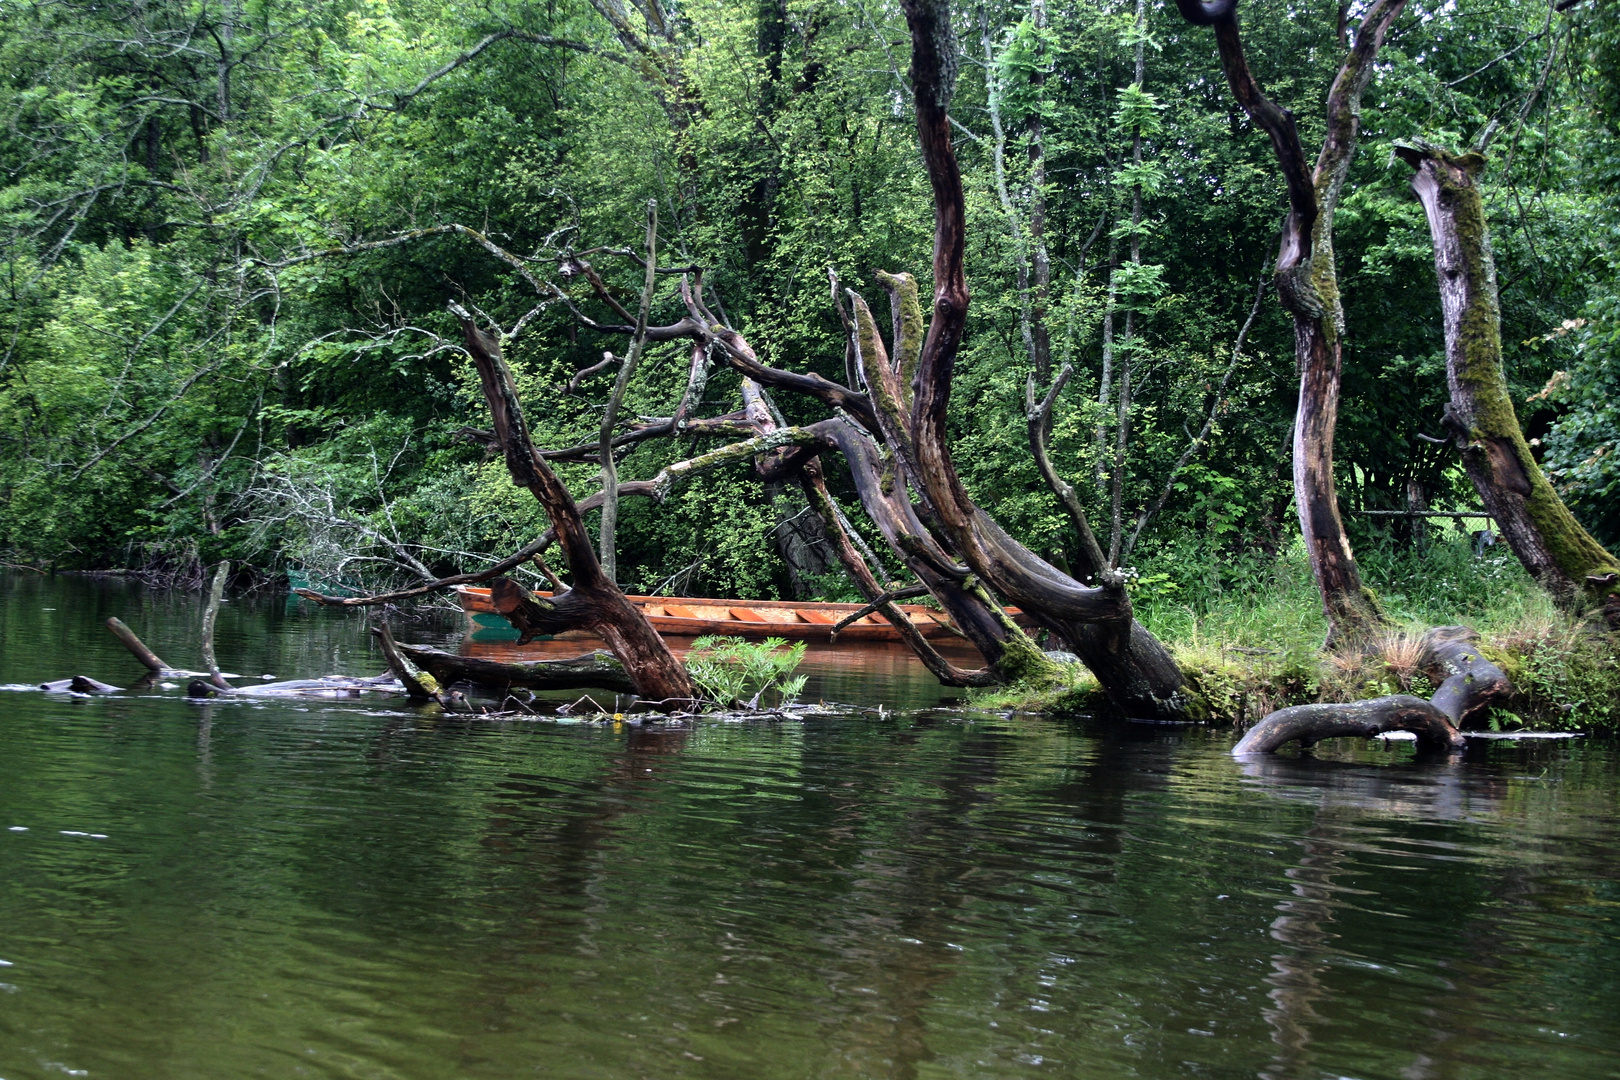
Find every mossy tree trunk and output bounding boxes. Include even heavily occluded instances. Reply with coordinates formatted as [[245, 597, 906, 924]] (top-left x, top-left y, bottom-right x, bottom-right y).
[[1399, 143, 1620, 626], [1175, 0, 1403, 648]]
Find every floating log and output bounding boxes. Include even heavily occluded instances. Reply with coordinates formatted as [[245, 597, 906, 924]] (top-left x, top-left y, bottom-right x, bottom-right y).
[[1231, 696, 1464, 755], [186, 673, 403, 699], [372, 623, 444, 703], [1233, 626, 1509, 756], [105, 617, 224, 679], [39, 676, 122, 693], [106, 618, 169, 673], [396, 643, 636, 694]]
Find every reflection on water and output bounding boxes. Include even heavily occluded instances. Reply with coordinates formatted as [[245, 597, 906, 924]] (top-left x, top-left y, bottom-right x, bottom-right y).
[[1, 572, 1618, 1080]]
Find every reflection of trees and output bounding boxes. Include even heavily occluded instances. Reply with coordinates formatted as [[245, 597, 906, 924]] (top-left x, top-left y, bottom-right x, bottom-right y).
[[771, 720, 1174, 1078], [457, 716, 1178, 1079], [1238, 755, 1511, 1080], [1259, 818, 1350, 1080]]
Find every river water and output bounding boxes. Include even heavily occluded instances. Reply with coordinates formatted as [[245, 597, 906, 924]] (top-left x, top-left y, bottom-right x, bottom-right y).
[[1, 572, 1617, 1079]]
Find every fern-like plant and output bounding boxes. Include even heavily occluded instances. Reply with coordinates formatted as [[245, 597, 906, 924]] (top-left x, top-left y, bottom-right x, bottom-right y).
[[685, 636, 808, 709]]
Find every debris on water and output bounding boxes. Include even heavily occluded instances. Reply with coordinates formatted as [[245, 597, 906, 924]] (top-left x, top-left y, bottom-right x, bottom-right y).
[[1375, 729, 1580, 742]]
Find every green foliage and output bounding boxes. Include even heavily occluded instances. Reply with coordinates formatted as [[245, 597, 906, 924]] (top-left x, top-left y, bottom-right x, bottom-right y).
[[1113, 83, 1165, 137], [996, 18, 1058, 120], [684, 635, 808, 709], [0, 0, 1609, 618]]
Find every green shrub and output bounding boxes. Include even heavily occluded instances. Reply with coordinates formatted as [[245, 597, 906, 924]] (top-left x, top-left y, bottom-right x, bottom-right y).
[[685, 636, 808, 709]]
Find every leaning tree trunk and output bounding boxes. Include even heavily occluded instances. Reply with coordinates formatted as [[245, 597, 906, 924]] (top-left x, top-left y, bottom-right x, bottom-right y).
[[455, 308, 696, 701], [1176, 0, 1404, 647], [1398, 143, 1620, 626], [896, 0, 1188, 718]]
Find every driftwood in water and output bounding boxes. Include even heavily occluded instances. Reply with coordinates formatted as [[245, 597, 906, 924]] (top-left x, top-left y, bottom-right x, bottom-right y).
[[198, 561, 233, 691], [372, 623, 445, 703], [1233, 626, 1509, 755], [186, 673, 404, 698], [40, 676, 122, 693], [106, 618, 169, 673], [396, 643, 637, 694], [105, 617, 218, 679]]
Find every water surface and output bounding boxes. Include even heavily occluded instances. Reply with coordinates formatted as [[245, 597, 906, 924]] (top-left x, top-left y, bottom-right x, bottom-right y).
[[1, 573, 1617, 1079]]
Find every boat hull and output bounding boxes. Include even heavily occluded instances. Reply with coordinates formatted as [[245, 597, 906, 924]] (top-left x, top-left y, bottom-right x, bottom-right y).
[[454, 586, 1016, 644]]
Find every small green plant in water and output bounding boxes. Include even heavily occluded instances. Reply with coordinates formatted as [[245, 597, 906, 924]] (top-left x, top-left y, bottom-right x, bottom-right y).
[[685, 636, 808, 709]]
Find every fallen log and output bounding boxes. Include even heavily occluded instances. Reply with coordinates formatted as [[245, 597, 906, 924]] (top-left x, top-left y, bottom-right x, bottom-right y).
[[1233, 626, 1508, 756], [372, 622, 445, 703], [39, 676, 122, 693], [105, 618, 217, 679], [186, 673, 402, 698], [106, 618, 169, 673], [396, 643, 637, 694]]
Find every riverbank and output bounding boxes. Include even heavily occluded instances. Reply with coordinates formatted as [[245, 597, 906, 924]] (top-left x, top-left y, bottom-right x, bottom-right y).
[[13, 535, 1616, 728], [982, 538, 1620, 729]]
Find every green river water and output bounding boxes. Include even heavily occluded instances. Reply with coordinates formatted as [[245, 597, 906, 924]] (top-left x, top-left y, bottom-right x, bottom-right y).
[[0, 572, 1617, 1079]]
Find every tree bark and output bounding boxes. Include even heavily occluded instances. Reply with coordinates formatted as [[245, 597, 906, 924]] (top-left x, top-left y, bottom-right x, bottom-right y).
[[1176, 0, 1403, 647], [898, 0, 1188, 717], [1398, 143, 1620, 623], [1233, 626, 1506, 755], [398, 643, 639, 695], [454, 306, 695, 701]]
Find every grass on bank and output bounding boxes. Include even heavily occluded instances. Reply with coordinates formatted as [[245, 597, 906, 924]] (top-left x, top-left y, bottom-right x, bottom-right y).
[[976, 534, 1620, 730]]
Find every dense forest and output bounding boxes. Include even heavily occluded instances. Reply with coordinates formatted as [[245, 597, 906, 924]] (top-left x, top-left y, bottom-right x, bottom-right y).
[[2, 0, 1616, 614]]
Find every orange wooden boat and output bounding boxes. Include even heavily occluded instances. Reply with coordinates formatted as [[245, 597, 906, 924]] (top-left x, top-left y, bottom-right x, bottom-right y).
[[455, 585, 1028, 643]]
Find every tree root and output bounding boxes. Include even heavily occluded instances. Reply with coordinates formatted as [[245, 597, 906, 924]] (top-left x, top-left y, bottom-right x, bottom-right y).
[[1233, 626, 1509, 756]]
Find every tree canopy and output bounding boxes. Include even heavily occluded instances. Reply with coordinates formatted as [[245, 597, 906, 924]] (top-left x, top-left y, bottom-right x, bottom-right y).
[[1, 0, 1611, 601]]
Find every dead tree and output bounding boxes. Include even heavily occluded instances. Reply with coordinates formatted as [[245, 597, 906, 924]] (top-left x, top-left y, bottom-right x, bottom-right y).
[[282, 4, 1201, 716], [870, 0, 1187, 715], [452, 305, 695, 702], [1175, 0, 1406, 647], [1396, 142, 1620, 628], [1233, 627, 1507, 755]]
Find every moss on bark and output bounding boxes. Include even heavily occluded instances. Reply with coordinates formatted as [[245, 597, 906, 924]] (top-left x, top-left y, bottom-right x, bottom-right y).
[[1401, 142, 1620, 617]]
